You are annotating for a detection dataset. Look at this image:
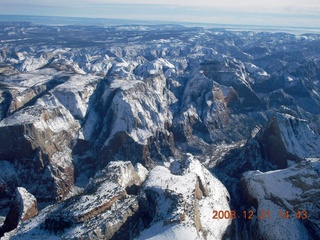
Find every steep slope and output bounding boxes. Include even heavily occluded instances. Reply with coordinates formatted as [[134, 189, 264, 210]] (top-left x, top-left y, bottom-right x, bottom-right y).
[[0, 93, 80, 201], [137, 154, 231, 240], [242, 159, 320, 239], [257, 112, 320, 168], [7, 156, 231, 239], [214, 110, 320, 239], [0, 187, 38, 238]]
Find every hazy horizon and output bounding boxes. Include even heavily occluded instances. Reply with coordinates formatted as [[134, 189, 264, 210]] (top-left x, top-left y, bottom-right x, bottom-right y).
[[0, 0, 319, 29]]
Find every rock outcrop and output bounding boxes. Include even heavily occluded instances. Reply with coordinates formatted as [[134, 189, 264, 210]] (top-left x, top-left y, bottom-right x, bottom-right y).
[[257, 112, 320, 168], [137, 154, 231, 240], [241, 159, 320, 240], [8, 157, 232, 240], [9, 161, 148, 239], [0, 187, 38, 238], [0, 93, 80, 201]]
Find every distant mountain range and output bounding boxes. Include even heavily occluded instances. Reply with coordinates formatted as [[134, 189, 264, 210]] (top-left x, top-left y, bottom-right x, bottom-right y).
[[1, 14, 320, 34]]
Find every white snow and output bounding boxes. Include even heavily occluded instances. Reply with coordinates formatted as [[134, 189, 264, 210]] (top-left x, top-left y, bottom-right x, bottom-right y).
[[16, 187, 37, 221], [8, 204, 62, 240], [137, 155, 231, 240], [106, 161, 142, 188], [68, 181, 121, 217], [53, 74, 100, 119], [3, 68, 60, 88], [136, 222, 200, 240], [242, 160, 320, 240], [19, 55, 49, 72], [110, 79, 144, 91], [34, 95, 79, 133], [99, 74, 175, 146], [275, 113, 320, 159], [135, 58, 176, 77], [0, 109, 38, 127], [134, 163, 149, 183], [245, 62, 269, 76]]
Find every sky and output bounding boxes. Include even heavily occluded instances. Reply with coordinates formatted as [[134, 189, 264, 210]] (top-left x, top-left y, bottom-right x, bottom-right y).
[[0, 0, 320, 28]]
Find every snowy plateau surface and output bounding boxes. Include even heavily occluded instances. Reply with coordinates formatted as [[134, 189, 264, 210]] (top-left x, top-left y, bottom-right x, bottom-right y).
[[0, 21, 320, 239]]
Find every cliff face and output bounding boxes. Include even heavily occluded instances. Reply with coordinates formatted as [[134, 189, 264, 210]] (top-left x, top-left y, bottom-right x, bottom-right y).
[[241, 160, 320, 240], [211, 109, 320, 239], [0, 93, 80, 201], [9, 157, 231, 240], [257, 112, 320, 168], [237, 112, 320, 239], [4, 161, 144, 239], [0, 187, 38, 238]]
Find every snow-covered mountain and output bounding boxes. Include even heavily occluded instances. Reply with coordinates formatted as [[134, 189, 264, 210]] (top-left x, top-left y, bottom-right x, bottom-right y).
[[0, 21, 320, 239]]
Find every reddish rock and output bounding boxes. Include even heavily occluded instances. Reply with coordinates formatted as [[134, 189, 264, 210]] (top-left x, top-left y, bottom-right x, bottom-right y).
[[0, 187, 38, 237]]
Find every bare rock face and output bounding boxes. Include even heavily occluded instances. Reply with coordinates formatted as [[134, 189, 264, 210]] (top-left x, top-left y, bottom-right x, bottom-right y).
[[257, 112, 320, 168], [82, 73, 177, 169], [0, 187, 38, 238], [9, 161, 149, 239], [173, 71, 230, 144], [200, 59, 263, 110], [0, 94, 80, 201], [8, 157, 233, 240], [257, 115, 292, 168], [15, 187, 38, 222], [0, 88, 12, 121]]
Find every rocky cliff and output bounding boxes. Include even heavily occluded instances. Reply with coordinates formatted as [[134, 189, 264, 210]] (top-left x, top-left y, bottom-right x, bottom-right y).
[[0, 187, 38, 238]]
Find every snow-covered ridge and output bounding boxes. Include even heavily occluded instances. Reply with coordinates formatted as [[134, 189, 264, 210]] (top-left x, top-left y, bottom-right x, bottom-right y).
[[275, 113, 320, 159], [242, 159, 320, 240], [53, 74, 100, 119], [0, 94, 79, 133], [138, 154, 231, 239]]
